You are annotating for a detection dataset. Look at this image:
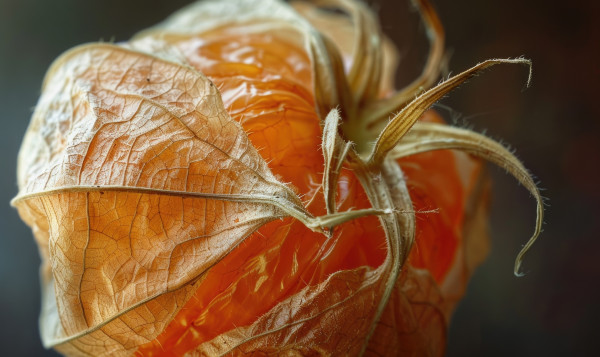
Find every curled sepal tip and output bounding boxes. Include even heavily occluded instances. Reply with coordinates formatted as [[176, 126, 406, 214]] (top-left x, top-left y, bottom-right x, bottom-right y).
[[390, 121, 542, 276], [366, 58, 532, 166]]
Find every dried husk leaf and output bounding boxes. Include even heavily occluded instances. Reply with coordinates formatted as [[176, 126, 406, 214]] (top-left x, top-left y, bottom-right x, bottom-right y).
[[391, 121, 542, 275], [291, 0, 400, 100], [321, 108, 352, 214], [367, 168, 491, 356], [13, 42, 310, 353], [293, 0, 385, 105], [367, 58, 532, 164], [359, 0, 446, 126]]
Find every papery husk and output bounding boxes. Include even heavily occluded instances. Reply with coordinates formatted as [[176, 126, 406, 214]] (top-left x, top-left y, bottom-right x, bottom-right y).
[[13, 42, 308, 354], [12, 0, 542, 356]]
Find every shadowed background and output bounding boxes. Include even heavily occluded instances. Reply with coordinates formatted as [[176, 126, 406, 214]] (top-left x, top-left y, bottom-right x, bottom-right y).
[[0, 0, 597, 355]]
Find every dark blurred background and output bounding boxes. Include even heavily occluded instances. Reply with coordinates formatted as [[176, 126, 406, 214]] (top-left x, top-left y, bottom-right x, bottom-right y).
[[0, 0, 598, 355]]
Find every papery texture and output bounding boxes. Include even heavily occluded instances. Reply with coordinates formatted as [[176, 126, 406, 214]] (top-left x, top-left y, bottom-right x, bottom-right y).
[[13, 0, 541, 356], [14, 42, 306, 354]]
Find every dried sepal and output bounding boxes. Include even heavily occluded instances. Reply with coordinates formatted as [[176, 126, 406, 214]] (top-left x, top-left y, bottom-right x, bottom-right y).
[[360, 0, 446, 126], [292, 0, 386, 106], [344, 157, 416, 355], [366, 58, 532, 164], [321, 108, 352, 214], [320, 0, 384, 104], [11, 42, 313, 352], [390, 121, 543, 275]]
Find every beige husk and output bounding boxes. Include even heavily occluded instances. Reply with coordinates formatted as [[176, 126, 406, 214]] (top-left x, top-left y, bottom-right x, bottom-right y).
[[12, 0, 542, 355]]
